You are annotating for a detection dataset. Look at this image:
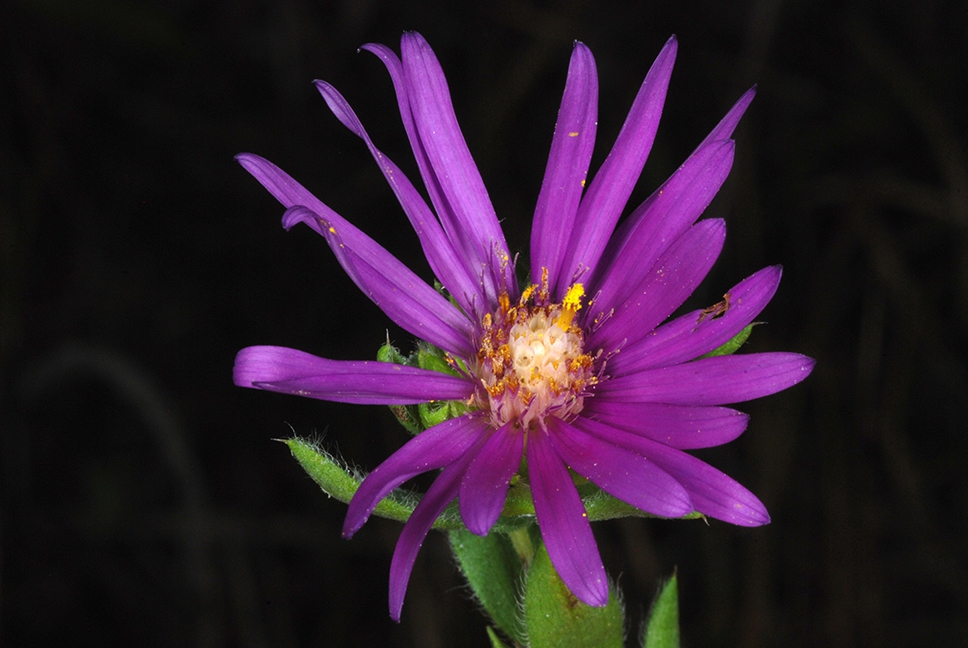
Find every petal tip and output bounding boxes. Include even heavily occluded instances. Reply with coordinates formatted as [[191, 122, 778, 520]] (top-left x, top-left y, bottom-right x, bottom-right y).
[[341, 514, 364, 539], [232, 346, 273, 387], [578, 580, 610, 608], [281, 205, 319, 230], [710, 502, 771, 528], [801, 355, 818, 377], [743, 508, 771, 527], [235, 152, 264, 169]]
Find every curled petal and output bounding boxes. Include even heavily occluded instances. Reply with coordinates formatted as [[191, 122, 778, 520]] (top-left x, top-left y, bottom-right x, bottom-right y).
[[527, 428, 609, 607], [360, 43, 472, 280], [547, 418, 693, 518], [233, 346, 474, 404], [236, 152, 331, 230], [612, 265, 783, 375], [237, 154, 474, 356], [343, 414, 490, 539], [459, 423, 523, 535], [401, 32, 514, 302], [597, 352, 816, 405], [361, 43, 502, 316], [531, 41, 598, 289], [577, 418, 770, 526], [388, 432, 488, 620], [556, 36, 677, 294], [582, 401, 749, 449], [314, 80, 485, 315], [589, 219, 725, 353]]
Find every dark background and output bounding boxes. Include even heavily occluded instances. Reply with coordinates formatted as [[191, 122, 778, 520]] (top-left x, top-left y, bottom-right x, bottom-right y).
[[2, 0, 966, 646]]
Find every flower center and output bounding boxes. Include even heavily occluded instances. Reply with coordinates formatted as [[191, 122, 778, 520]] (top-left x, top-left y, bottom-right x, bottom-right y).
[[471, 272, 597, 430]]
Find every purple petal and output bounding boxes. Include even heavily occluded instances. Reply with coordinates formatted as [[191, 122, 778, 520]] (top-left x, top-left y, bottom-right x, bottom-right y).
[[527, 427, 608, 607], [590, 88, 752, 282], [459, 422, 523, 535], [313, 214, 476, 358], [555, 36, 677, 294], [597, 352, 816, 405], [582, 401, 749, 449], [362, 41, 500, 311], [611, 266, 783, 376], [584, 88, 754, 309], [388, 433, 487, 620], [343, 414, 490, 539], [588, 140, 734, 317], [233, 346, 474, 404], [361, 43, 476, 277], [649, 445, 769, 526], [577, 419, 769, 526], [236, 153, 329, 235], [237, 154, 475, 356], [531, 41, 598, 289], [401, 32, 514, 302], [588, 219, 725, 353], [697, 85, 756, 148], [360, 44, 459, 253], [313, 80, 485, 315], [547, 418, 693, 518]]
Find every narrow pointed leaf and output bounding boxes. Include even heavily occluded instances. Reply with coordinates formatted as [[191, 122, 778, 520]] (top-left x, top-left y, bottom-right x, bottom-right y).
[[642, 573, 680, 648], [700, 323, 756, 358], [286, 437, 472, 529], [450, 529, 527, 644], [284, 438, 420, 523], [486, 627, 512, 648]]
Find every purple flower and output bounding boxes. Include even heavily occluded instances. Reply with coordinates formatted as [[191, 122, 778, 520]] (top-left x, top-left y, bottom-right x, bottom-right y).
[[234, 32, 814, 620]]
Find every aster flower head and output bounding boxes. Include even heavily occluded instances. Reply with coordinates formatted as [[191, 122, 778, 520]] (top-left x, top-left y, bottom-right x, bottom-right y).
[[234, 32, 814, 620]]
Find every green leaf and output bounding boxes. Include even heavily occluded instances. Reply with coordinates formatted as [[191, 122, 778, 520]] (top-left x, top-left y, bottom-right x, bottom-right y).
[[642, 573, 680, 648], [450, 529, 527, 645], [523, 542, 624, 648], [284, 437, 421, 523], [486, 626, 512, 648], [700, 323, 756, 358], [284, 437, 530, 532]]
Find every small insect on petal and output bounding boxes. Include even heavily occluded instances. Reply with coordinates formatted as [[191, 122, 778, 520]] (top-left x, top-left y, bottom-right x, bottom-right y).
[[697, 292, 731, 325]]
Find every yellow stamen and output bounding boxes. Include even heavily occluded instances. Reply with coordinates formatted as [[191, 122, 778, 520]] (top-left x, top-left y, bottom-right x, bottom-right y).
[[519, 283, 537, 305], [557, 283, 585, 329], [498, 292, 510, 314]]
